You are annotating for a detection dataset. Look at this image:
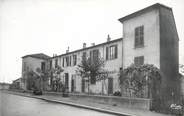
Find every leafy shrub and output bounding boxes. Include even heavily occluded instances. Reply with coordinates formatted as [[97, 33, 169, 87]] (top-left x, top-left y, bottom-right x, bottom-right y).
[[113, 91, 122, 96]]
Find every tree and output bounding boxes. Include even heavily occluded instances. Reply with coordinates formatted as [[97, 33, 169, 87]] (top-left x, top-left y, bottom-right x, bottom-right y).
[[36, 65, 63, 92], [50, 66, 64, 92], [179, 64, 184, 74], [77, 54, 106, 94], [26, 70, 38, 90], [119, 64, 162, 98]]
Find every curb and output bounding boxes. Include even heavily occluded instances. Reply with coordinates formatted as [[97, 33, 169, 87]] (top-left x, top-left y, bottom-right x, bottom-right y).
[[6, 91, 134, 116]]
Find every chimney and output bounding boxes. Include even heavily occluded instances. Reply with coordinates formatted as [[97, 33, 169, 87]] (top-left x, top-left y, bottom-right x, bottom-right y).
[[91, 43, 95, 46], [66, 46, 69, 53], [107, 34, 111, 42], [83, 43, 86, 48], [53, 54, 57, 57]]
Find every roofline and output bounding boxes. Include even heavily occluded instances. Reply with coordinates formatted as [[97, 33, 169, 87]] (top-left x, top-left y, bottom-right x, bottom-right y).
[[119, 3, 172, 23], [51, 38, 122, 59], [0, 82, 10, 85], [22, 54, 50, 60]]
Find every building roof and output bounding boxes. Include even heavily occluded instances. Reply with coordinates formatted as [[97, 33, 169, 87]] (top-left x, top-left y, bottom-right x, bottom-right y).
[[0, 82, 10, 85], [13, 77, 22, 82], [52, 38, 122, 59], [22, 53, 50, 60], [119, 3, 172, 23]]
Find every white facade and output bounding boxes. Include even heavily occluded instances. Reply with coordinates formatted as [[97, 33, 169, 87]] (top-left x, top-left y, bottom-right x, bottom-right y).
[[51, 38, 122, 94], [122, 9, 160, 69], [22, 56, 46, 90]]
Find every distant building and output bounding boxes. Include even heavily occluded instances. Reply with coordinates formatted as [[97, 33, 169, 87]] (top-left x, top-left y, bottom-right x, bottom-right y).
[[10, 78, 24, 89], [0, 83, 10, 90], [22, 53, 50, 90]]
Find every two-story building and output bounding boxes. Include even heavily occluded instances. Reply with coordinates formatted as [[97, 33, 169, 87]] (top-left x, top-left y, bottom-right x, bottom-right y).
[[51, 37, 122, 95], [22, 53, 50, 90], [119, 3, 179, 98], [21, 3, 180, 98]]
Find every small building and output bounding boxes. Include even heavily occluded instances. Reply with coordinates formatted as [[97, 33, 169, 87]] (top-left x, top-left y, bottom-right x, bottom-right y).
[[0, 83, 10, 90], [11, 78, 24, 89], [22, 53, 50, 90]]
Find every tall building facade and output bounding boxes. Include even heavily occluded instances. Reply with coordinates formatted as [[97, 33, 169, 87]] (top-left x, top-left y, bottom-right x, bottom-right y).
[[119, 3, 179, 98]]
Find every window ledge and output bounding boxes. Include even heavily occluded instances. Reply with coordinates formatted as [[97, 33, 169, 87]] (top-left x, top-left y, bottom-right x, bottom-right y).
[[134, 45, 145, 49]]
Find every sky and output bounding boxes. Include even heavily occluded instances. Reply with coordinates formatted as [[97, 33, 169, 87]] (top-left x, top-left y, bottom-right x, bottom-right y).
[[0, 0, 184, 83]]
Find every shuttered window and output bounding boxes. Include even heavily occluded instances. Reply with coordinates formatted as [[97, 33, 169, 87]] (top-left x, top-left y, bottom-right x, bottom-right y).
[[62, 58, 64, 67], [135, 26, 144, 48], [73, 55, 77, 66], [66, 56, 69, 66], [90, 49, 99, 62], [55, 59, 58, 68], [50, 61, 52, 69], [106, 47, 109, 60], [134, 56, 144, 66], [106, 45, 118, 60], [69, 56, 72, 66]]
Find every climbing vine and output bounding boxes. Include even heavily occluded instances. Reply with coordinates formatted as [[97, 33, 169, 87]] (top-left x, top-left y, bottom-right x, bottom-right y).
[[119, 64, 162, 98]]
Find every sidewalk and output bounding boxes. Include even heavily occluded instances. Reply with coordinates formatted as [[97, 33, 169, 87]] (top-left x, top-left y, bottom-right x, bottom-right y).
[[5, 90, 172, 116]]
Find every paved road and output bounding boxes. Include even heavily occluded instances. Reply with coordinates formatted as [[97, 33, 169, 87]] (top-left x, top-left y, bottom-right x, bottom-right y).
[[0, 91, 116, 116]]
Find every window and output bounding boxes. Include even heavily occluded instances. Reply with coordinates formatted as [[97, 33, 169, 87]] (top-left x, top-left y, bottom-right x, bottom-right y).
[[55, 59, 58, 68], [66, 56, 69, 66], [82, 52, 86, 60], [69, 56, 72, 66], [23, 62, 26, 71], [90, 49, 99, 62], [106, 45, 118, 60], [135, 26, 144, 48], [62, 58, 65, 67], [41, 62, 46, 71], [134, 56, 144, 66], [73, 55, 77, 66], [50, 61, 52, 69]]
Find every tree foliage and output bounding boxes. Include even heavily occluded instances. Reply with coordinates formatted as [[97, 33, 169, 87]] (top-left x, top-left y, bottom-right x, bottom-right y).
[[179, 64, 184, 74], [50, 66, 64, 91], [26, 70, 38, 90], [119, 64, 162, 98], [77, 55, 105, 84]]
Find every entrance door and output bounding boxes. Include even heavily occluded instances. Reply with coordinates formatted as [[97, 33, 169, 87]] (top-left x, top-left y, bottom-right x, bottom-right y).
[[108, 78, 113, 95], [71, 79, 74, 92], [81, 79, 85, 93], [65, 73, 69, 90]]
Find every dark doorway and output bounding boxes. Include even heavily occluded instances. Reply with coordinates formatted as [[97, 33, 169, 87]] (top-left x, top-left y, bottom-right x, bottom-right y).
[[108, 78, 113, 95], [71, 79, 74, 92], [65, 73, 69, 90], [81, 79, 85, 93]]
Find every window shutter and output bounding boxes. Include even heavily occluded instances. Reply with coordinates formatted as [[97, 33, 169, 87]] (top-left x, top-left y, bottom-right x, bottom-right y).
[[106, 47, 109, 60], [135, 27, 138, 47], [115, 45, 118, 58], [90, 51, 93, 62], [62, 58, 64, 67], [70, 56, 72, 66]]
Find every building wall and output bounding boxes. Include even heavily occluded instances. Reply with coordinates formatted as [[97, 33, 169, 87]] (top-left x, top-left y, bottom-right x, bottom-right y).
[[51, 39, 122, 94], [22, 57, 46, 90], [0, 83, 10, 90], [159, 7, 179, 97], [122, 9, 160, 69]]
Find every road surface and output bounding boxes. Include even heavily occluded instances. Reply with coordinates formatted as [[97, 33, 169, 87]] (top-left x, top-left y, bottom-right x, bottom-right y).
[[0, 91, 116, 116]]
